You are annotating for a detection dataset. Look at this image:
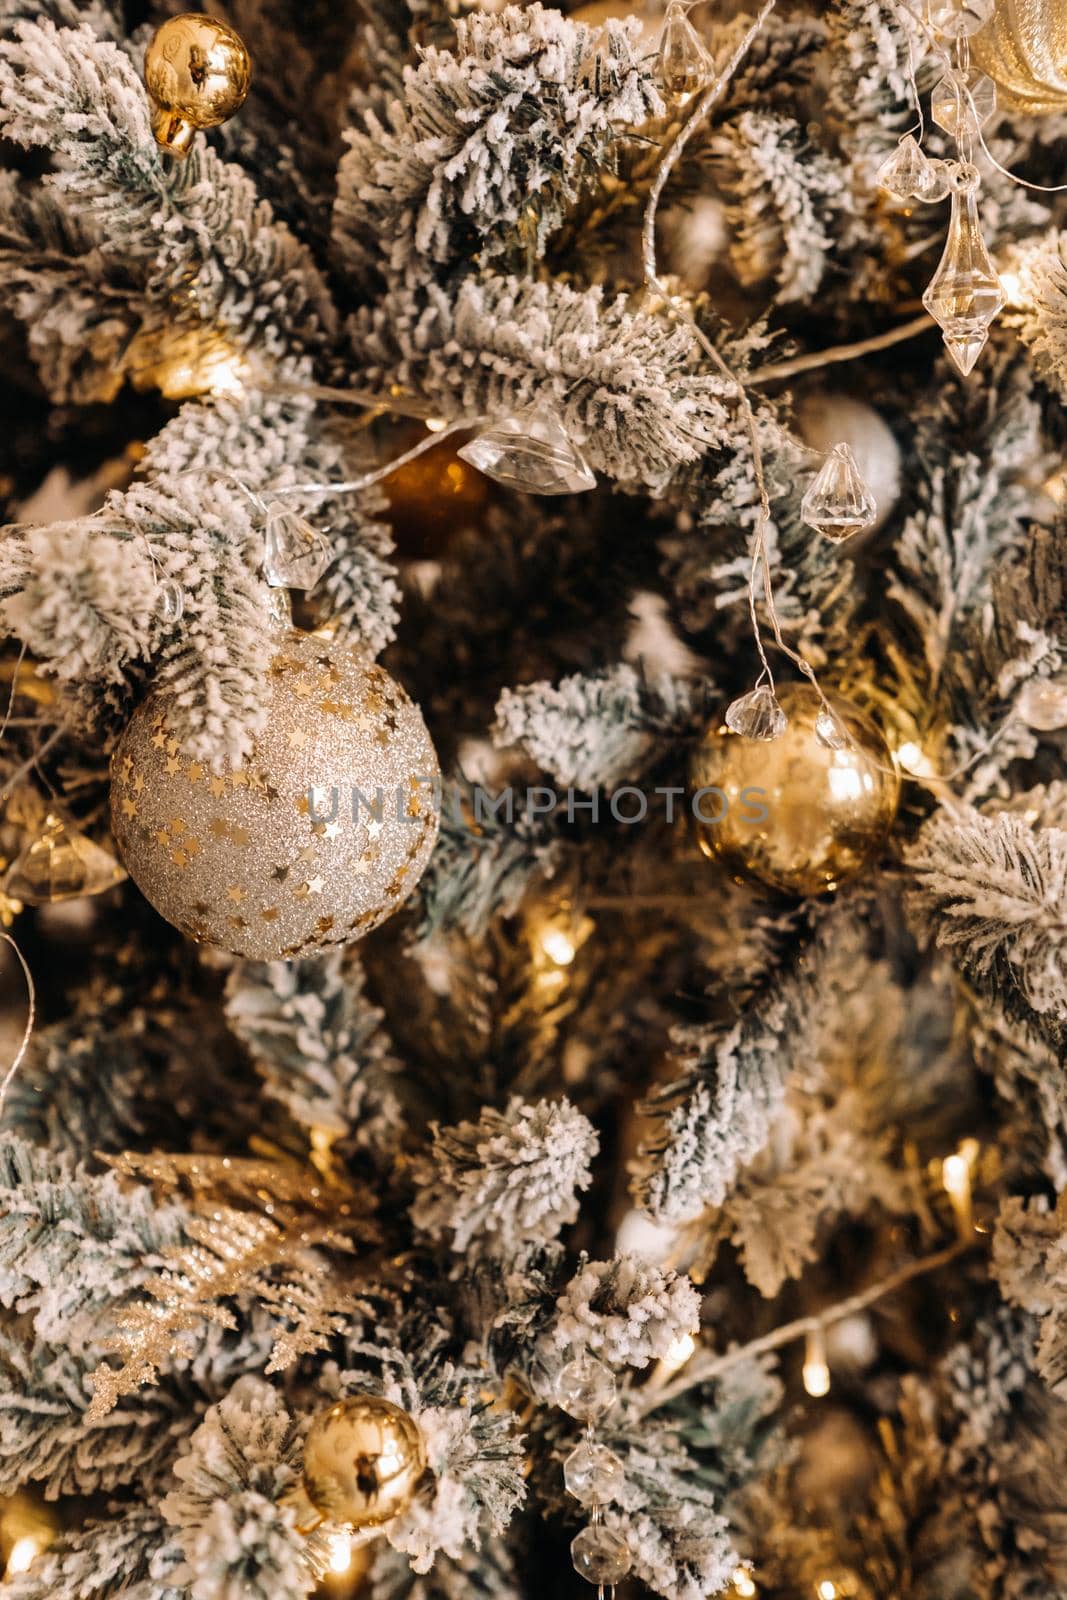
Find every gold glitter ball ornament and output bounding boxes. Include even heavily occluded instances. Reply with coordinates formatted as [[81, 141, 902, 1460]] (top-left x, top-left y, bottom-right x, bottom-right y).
[[972, 0, 1067, 116], [144, 13, 251, 156], [688, 683, 900, 896], [109, 630, 440, 959], [302, 1396, 426, 1530]]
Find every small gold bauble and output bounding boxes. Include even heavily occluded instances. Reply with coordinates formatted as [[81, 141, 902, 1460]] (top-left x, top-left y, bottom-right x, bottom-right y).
[[302, 1396, 426, 1530], [972, 1, 1067, 115], [110, 629, 440, 960], [144, 13, 251, 157], [688, 683, 900, 896]]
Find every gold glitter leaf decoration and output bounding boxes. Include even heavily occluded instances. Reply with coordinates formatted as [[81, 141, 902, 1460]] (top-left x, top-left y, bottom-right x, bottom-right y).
[[88, 1150, 378, 1418]]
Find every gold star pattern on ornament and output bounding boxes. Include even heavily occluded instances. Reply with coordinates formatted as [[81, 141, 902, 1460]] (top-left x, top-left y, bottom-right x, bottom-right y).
[[226, 885, 246, 904]]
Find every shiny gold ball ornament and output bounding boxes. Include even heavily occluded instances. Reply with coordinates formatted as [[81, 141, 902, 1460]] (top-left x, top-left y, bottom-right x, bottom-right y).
[[144, 13, 251, 157], [972, 0, 1067, 115], [302, 1396, 426, 1530], [110, 630, 440, 959], [689, 683, 900, 896]]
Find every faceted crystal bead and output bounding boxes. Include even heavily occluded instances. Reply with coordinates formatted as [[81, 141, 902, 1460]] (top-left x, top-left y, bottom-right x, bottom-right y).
[[914, 158, 953, 203], [922, 164, 1005, 376], [724, 685, 787, 741], [3, 811, 126, 905], [931, 69, 996, 138], [564, 1442, 624, 1507], [927, 0, 994, 38], [158, 578, 185, 623], [1017, 677, 1067, 732], [263, 504, 331, 589], [815, 706, 849, 751], [555, 1354, 617, 1422], [876, 135, 934, 201], [656, 2, 712, 100], [571, 1525, 632, 1587], [458, 407, 596, 496], [801, 443, 878, 542]]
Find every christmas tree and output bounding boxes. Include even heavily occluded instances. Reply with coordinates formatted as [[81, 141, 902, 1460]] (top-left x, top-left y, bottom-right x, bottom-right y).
[[0, 0, 1066, 1596]]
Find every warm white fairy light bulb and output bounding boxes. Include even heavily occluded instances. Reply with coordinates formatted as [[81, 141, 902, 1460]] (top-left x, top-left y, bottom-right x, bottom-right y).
[[327, 1531, 353, 1575], [803, 1327, 831, 1398], [541, 926, 578, 966], [662, 1331, 697, 1375], [733, 1568, 757, 1597], [818, 1582, 838, 1600], [6, 1537, 41, 1576], [943, 1139, 979, 1238]]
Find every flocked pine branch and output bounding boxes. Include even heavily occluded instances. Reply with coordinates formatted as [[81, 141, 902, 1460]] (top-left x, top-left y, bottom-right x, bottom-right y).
[[635, 897, 884, 1225], [0, 1135, 188, 1348], [709, 110, 846, 306], [907, 807, 1067, 1040], [348, 274, 741, 492], [1010, 229, 1067, 398], [493, 664, 703, 792], [334, 4, 662, 287], [0, 20, 336, 381], [4, 1508, 182, 1600], [160, 1375, 327, 1600], [225, 951, 403, 1152], [410, 1095, 598, 1260]]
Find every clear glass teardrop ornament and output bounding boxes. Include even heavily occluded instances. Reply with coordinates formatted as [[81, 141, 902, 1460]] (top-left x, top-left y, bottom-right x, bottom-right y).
[[656, 2, 712, 100], [922, 164, 1005, 376]]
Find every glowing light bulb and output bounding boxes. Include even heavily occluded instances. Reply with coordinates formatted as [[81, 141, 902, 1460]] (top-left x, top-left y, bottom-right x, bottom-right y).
[[943, 1139, 978, 1238], [7, 1537, 41, 1575], [942, 1153, 969, 1197], [999, 269, 1025, 308], [818, 1582, 837, 1600], [733, 1569, 757, 1597], [803, 1327, 831, 1398], [327, 1531, 353, 1575], [896, 740, 937, 779], [662, 1331, 697, 1375], [541, 927, 577, 965], [425, 416, 448, 433], [203, 352, 247, 397]]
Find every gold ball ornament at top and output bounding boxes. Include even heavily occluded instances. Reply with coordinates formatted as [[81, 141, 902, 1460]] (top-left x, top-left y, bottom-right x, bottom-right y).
[[144, 13, 251, 157], [972, 1, 1067, 115], [302, 1396, 426, 1530], [110, 629, 440, 961], [689, 683, 900, 897]]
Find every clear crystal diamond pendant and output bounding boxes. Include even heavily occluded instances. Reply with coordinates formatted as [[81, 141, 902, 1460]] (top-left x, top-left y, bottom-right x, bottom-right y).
[[3, 810, 126, 904], [262, 503, 332, 589], [656, 1, 712, 101], [801, 443, 878, 542], [922, 162, 1005, 375], [877, 135, 949, 202], [724, 683, 787, 741], [458, 406, 596, 495]]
